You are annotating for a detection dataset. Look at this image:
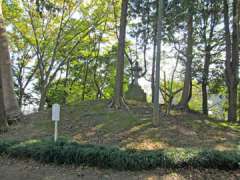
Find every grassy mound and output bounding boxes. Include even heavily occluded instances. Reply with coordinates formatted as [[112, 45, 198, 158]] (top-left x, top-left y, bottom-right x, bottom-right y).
[[0, 138, 239, 170], [2, 100, 239, 152]]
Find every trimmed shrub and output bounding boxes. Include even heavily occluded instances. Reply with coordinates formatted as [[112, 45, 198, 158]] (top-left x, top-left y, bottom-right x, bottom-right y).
[[0, 139, 239, 170]]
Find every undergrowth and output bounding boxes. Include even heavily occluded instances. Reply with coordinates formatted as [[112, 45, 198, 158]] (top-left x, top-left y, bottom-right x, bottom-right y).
[[0, 138, 239, 171]]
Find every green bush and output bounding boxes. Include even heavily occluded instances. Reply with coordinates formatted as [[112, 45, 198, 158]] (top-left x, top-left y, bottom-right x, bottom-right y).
[[0, 139, 239, 170]]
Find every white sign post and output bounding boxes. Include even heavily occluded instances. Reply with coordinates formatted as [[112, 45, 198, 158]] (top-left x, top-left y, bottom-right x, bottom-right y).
[[52, 104, 60, 142]]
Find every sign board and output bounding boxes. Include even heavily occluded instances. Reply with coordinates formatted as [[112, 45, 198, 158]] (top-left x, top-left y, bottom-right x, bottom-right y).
[[52, 104, 60, 142], [52, 104, 60, 121]]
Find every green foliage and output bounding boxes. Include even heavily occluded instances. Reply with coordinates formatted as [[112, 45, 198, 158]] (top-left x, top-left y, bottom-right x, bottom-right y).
[[188, 82, 202, 112], [45, 44, 127, 106], [46, 81, 66, 106], [4, 0, 123, 107], [0, 139, 239, 170]]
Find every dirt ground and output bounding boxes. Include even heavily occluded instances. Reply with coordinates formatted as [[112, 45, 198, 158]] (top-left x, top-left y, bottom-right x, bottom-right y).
[[0, 156, 239, 180]]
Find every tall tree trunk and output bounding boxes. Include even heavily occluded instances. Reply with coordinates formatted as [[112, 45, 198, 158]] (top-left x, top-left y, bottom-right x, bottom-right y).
[[200, 0, 217, 116], [177, 6, 193, 110], [202, 49, 210, 115], [63, 58, 70, 104], [151, 38, 156, 103], [238, 0, 240, 121], [111, 0, 128, 109], [228, 85, 238, 121], [224, 0, 239, 122], [230, 0, 239, 122], [0, 58, 8, 132], [0, 1, 21, 123], [153, 0, 163, 126], [151, 8, 158, 104]]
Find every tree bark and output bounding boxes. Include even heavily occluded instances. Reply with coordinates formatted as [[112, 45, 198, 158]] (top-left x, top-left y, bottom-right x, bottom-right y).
[[230, 0, 239, 122], [177, 5, 193, 111], [18, 87, 24, 107], [112, 0, 128, 109], [0, 55, 8, 132], [153, 0, 163, 126], [224, 0, 239, 122], [38, 86, 47, 111], [200, 1, 217, 116], [151, 7, 158, 104], [151, 36, 156, 103], [63, 58, 70, 104], [0, 1, 21, 123], [202, 49, 210, 115]]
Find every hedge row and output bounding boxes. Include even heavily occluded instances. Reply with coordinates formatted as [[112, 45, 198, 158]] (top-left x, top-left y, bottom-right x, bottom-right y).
[[0, 139, 239, 170]]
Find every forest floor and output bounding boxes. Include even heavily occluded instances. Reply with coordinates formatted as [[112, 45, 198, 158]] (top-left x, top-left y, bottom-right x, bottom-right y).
[[0, 100, 240, 179]]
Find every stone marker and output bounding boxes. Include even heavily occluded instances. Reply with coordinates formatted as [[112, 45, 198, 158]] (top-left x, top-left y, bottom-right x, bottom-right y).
[[125, 62, 147, 102]]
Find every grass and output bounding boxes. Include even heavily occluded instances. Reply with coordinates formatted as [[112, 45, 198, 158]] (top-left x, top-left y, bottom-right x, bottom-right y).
[[0, 100, 239, 152], [95, 111, 138, 133], [208, 121, 240, 132]]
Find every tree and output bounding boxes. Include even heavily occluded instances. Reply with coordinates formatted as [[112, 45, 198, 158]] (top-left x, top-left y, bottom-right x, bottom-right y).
[[15, 0, 111, 110], [10, 37, 37, 107], [177, 0, 194, 110], [153, 0, 163, 126], [197, 0, 222, 115], [223, 0, 239, 122], [5, 0, 117, 108], [111, 0, 129, 109], [161, 55, 180, 115], [0, 0, 21, 123]]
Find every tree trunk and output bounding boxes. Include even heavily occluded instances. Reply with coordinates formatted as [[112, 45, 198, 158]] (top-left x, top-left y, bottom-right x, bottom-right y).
[[111, 0, 128, 109], [18, 87, 24, 108], [230, 0, 239, 122], [151, 38, 156, 103], [202, 83, 208, 115], [151, 7, 158, 104], [224, 0, 239, 122], [63, 58, 70, 104], [153, 0, 163, 126], [0, 57, 8, 132], [82, 60, 89, 101], [177, 6, 193, 110], [0, 1, 21, 123], [38, 87, 47, 111], [200, 0, 217, 116], [228, 85, 238, 121], [202, 49, 210, 115]]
